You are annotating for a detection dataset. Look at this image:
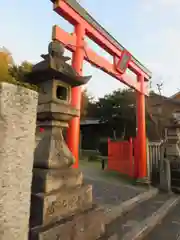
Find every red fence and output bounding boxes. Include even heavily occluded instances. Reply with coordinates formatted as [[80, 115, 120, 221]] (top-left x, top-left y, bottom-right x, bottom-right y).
[[108, 138, 135, 177], [133, 138, 139, 178]]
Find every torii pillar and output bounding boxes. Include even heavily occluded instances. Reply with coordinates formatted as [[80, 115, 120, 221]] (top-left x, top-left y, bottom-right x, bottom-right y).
[[67, 24, 85, 169], [136, 75, 147, 180]]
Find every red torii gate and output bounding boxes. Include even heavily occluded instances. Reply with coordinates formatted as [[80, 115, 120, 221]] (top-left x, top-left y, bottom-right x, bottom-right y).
[[50, 0, 152, 179]]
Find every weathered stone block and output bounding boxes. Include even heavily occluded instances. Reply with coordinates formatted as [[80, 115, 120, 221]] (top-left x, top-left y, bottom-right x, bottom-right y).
[[30, 207, 105, 240], [32, 168, 83, 193], [37, 79, 71, 105], [160, 158, 171, 192], [72, 207, 105, 240], [37, 101, 79, 122], [30, 185, 93, 227], [34, 126, 75, 169], [0, 82, 38, 240]]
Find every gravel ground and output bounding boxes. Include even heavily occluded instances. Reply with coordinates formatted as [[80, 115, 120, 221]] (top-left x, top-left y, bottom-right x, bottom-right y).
[[84, 178, 143, 206], [81, 165, 145, 207]]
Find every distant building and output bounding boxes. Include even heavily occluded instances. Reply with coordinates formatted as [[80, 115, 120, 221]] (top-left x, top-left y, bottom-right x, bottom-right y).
[[170, 91, 180, 100], [80, 119, 108, 153], [147, 92, 180, 140]]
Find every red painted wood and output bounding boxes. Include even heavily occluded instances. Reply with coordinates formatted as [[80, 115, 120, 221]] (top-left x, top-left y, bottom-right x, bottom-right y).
[[67, 24, 85, 168], [50, 0, 149, 177], [53, 0, 150, 80], [108, 138, 134, 177], [53, 25, 147, 94]]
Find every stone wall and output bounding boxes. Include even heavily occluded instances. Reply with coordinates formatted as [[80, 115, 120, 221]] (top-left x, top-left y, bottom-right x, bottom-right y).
[[0, 82, 38, 240]]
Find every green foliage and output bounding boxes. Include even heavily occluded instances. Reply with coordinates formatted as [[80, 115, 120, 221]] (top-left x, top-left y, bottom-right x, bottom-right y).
[[9, 61, 33, 82], [97, 88, 136, 122], [0, 47, 14, 82], [0, 47, 37, 91], [94, 89, 136, 139], [83, 88, 154, 140], [149, 90, 156, 96]]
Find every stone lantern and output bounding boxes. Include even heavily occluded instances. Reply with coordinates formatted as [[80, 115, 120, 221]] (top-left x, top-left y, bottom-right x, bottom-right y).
[[164, 110, 180, 161], [27, 40, 105, 240], [159, 111, 180, 192]]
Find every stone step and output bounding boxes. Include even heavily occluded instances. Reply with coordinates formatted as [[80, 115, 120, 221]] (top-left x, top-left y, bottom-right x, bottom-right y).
[[32, 168, 83, 193], [30, 184, 93, 228], [145, 198, 180, 240], [99, 192, 178, 239], [122, 194, 179, 240], [29, 206, 105, 240], [105, 188, 158, 222]]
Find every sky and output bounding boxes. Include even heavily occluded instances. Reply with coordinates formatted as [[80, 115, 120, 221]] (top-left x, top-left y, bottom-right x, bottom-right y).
[[1, 0, 180, 97]]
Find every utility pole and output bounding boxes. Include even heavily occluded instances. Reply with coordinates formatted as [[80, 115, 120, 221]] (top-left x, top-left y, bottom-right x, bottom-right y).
[[157, 83, 163, 96]]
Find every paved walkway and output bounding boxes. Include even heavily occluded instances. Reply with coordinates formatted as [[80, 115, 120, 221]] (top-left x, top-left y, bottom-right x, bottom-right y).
[[80, 162, 146, 208], [146, 200, 180, 240]]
